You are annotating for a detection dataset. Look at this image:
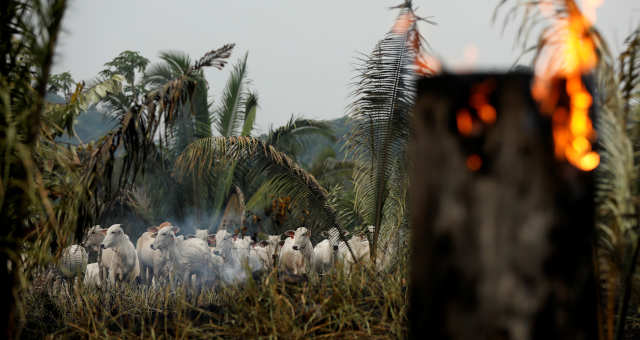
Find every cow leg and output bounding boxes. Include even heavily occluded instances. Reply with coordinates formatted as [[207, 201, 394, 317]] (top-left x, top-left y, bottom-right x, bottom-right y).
[[148, 266, 154, 286]]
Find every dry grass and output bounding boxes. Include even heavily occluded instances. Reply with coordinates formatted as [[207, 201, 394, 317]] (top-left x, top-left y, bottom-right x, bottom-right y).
[[22, 261, 408, 339]]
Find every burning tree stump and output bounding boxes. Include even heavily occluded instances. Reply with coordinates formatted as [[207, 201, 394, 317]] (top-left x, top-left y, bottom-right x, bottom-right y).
[[409, 73, 598, 340]]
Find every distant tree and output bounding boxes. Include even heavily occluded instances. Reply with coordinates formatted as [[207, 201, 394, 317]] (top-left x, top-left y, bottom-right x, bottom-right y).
[[47, 71, 75, 99], [100, 50, 149, 95]]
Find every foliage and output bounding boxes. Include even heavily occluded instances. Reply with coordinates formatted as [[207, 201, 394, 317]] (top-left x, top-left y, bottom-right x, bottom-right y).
[[265, 117, 336, 162], [213, 52, 252, 138], [99, 50, 149, 95], [175, 136, 339, 239], [45, 74, 125, 138], [0, 0, 68, 337], [346, 0, 430, 261], [207, 53, 258, 224], [79, 44, 234, 237], [47, 71, 75, 99]]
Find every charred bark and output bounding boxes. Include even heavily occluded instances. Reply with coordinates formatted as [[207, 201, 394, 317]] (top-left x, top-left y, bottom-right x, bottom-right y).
[[409, 73, 598, 340]]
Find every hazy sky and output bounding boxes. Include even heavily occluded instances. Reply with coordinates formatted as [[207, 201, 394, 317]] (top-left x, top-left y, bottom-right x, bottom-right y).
[[53, 1, 639, 133]]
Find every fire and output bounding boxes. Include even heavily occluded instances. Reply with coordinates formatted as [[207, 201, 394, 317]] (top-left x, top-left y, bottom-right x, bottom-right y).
[[415, 53, 442, 75], [456, 109, 474, 136], [470, 79, 497, 124], [466, 154, 483, 172], [531, 1, 602, 171], [395, 9, 441, 76], [392, 12, 415, 34]]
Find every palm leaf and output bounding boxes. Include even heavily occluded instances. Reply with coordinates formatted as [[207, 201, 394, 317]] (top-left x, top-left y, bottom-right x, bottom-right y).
[[241, 91, 258, 137], [346, 1, 428, 261], [214, 52, 249, 137], [175, 136, 338, 237], [264, 117, 336, 160], [44, 74, 125, 137], [81, 44, 234, 222]]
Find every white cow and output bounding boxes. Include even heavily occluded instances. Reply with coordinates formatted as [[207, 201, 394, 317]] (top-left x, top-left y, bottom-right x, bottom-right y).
[[150, 225, 211, 289], [278, 227, 313, 276], [313, 228, 350, 273], [84, 262, 101, 287], [137, 222, 172, 285], [195, 228, 209, 242], [100, 224, 140, 284], [83, 225, 116, 284], [337, 227, 373, 274], [250, 234, 282, 270]]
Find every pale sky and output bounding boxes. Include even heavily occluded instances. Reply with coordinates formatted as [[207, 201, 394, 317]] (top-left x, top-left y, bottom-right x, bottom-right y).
[[53, 0, 639, 134]]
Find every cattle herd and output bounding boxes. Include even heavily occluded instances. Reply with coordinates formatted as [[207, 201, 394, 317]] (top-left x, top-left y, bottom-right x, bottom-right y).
[[55, 223, 381, 290]]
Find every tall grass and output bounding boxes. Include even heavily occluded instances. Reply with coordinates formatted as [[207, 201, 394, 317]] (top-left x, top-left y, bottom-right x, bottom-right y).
[[23, 260, 408, 339]]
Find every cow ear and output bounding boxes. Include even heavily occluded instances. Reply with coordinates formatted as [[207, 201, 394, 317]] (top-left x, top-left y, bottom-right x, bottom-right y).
[[158, 221, 171, 228], [147, 226, 158, 233], [279, 240, 285, 246], [259, 240, 269, 247], [172, 226, 180, 235], [99, 228, 108, 235], [284, 230, 295, 238], [151, 232, 158, 238]]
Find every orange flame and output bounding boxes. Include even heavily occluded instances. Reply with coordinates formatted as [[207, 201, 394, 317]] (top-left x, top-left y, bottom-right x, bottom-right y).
[[470, 79, 497, 124], [456, 109, 474, 136], [392, 12, 415, 34], [531, 1, 601, 171], [415, 53, 442, 75], [466, 154, 483, 172]]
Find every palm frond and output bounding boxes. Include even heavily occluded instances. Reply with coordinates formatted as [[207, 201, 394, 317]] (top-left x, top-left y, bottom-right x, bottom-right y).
[[309, 147, 355, 187], [620, 27, 640, 144], [80, 44, 234, 222], [241, 91, 258, 137], [193, 44, 235, 71], [264, 117, 336, 159], [44, 74, 125, 137], [144, 50, 214, 154], [214, 52, 249, 137], [175, 136, 339, 238], [346, 2, 427, 261]]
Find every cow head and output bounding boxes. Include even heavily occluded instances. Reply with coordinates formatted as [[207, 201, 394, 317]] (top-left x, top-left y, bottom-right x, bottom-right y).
[[101, 224, 125, 249], [150, 226, 176, 250]]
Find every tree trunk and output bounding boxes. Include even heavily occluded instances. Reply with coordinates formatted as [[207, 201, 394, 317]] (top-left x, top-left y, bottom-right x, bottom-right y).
[[409, 73, 598, 340]]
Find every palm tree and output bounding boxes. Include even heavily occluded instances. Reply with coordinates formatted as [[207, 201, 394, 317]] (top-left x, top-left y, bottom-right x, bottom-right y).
[[144, 50, 211, 155], [208, 52, 259, 223], [175, 136, 340, 236], [81, 44, 235, 229], [346, 0, 431, 262], [264, 117, 336, 161]]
